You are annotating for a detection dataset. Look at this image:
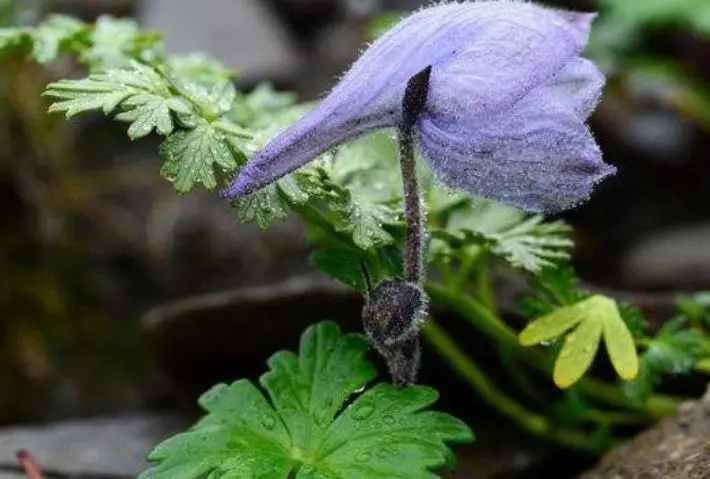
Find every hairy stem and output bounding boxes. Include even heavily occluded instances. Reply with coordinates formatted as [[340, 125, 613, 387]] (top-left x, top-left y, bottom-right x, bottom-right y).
[[399, 66, 431, 285], [399, 125, 422, 283]]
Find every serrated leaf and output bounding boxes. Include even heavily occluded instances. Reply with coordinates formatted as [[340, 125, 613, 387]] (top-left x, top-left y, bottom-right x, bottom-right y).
[[162, 68, 237, 120], [311, 248, 369, 293], [80, 15, 161, 69], [160, 123, 243, 192], [337, 201, 396, 250], [45, 62, 195, 139], [446, 199, 572, 273], [31, 14, 84, 63], [168, 53, 236, 87], [553, 314, 603, 389], [602, 303, 640, 381], [116, 94, 191, 139], [140, 321, 473, 479], [233, 184, 288, 229], [233, 176, 307, 229]]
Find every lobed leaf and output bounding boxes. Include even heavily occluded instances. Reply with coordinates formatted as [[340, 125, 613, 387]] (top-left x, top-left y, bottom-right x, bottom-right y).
[[140, 322, 473, 479], [521, 295, 640, 388], [160, 123, 246, 192]]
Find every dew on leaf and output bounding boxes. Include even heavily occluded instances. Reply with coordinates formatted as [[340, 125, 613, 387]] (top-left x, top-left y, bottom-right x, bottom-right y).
[[350, 401, 375, 420], [355, 451, 372, 463], [261, 413, 276, 430], [382, 414, 396, 426]]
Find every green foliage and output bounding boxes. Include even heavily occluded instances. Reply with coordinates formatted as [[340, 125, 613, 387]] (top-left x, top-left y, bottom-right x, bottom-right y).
[[46, 62, 190, 137], [1, 14, 575, 265], [520, 295, 639, 388], [140, 322, 473, 479], [0, 14, 159, 65], [79, 16, 161, 69], [522, 264, 648, 337], [625, 318, 709, 403], [436, 199, 573, 273], [8, 10, 708, 457], [310, 248, 370, 294], [676, 292, 710, 328], [521, 264, 588, 318]]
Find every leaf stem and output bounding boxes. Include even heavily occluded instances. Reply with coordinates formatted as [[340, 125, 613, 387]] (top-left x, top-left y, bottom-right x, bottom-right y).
[[422, 319, 609, 453], [425, 282, 681, 418]]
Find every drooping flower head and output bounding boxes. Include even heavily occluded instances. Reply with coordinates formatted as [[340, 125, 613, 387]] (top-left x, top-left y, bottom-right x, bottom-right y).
[[222, 0, 615, 213]]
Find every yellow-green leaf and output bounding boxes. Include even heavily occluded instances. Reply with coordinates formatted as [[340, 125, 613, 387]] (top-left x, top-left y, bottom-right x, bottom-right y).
[[519, 303, 586, 346], [553, 315, 603, 388], [602, 303, 640, 381]]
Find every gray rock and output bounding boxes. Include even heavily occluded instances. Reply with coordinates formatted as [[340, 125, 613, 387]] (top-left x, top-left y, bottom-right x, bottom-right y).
[[0, 414, 187, 477], [621, 223, 710, 289], [139, 0, 300, 83], [579, 386, 710, 479]]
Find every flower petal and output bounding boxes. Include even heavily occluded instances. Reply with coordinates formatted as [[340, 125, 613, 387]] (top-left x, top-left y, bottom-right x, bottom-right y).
[[222, 1, 608, 205], [221, 102, 392, 198], [544, 58, 605, 119], [418, 89, 615, 213], [425, 3, 589, 121]]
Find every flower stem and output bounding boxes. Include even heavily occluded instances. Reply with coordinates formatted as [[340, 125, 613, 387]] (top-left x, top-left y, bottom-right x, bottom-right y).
[[398, 66, 431, 285]]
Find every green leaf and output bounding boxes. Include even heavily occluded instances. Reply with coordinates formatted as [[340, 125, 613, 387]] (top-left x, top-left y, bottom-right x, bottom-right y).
[[521, 263, 589, 318], [445, 200, 573, 273], [519, 305, 583, 347], [160, 123, 246, 192], [644, 319, 707, 375], [676, 292, 710, 327], [168, 53, 236, 87], [602, 304, 640, 381], [79, 15, 161, 69], [140, 322, 473, 479], [0, 27, 30, 56], [116, 93, 192, 139], [30, 14, 85, 63], [329, 131, 402, 204], [45, 62, 192, 138], [233, 184, 287, 229], [521, 295, 640, 388], [553, 314, 603, 389], [311, 248, 369, 293], [624, 318, 708, 403], [336, 201, 396, 251], [233, 175, 308, 229]]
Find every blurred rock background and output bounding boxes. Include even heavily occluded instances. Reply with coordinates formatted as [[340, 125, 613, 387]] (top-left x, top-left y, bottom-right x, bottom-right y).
[[1, 0, 710, 477]]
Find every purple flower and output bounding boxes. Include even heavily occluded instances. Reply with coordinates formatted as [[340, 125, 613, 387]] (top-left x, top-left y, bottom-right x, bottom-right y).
[[222, 1, 615, 213]]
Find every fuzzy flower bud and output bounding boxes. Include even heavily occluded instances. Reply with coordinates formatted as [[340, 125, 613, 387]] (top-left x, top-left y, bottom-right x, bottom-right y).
[[223, 1, 614, 213]]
